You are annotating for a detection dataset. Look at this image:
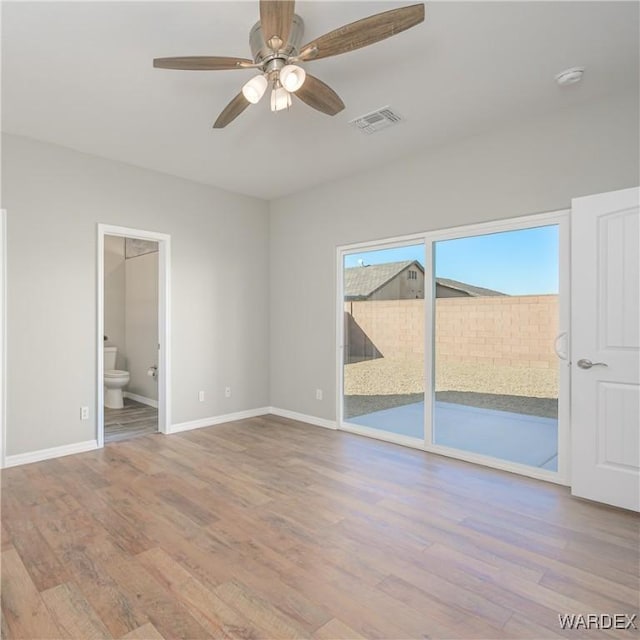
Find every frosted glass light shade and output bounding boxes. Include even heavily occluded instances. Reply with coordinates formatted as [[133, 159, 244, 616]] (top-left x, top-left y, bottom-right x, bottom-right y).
[[270, 86, 292, 112], [242, 75, 268, 104], [279, 64, 306, 92]]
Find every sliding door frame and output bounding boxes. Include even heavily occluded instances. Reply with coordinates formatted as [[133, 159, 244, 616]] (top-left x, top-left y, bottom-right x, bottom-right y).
[[336, 234, 427, 450], [336, 209, 571, 485], [423, 210, 571, 485]]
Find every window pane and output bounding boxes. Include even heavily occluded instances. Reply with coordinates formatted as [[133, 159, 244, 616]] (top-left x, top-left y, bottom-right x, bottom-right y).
[[432, 225, 559, 470], [343, 245, 425, 441]]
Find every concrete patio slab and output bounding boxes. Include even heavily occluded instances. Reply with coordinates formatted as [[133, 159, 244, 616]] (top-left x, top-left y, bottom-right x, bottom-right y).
[[347, 400, 558, 470]]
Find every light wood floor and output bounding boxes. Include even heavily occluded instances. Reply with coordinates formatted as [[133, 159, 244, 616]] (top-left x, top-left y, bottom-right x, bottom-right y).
[[104, 398, 158, 443], [1, 415, 638, 639]]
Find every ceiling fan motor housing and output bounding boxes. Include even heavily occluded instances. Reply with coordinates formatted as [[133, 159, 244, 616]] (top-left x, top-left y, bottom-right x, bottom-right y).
[[249, 14, 305, 64]]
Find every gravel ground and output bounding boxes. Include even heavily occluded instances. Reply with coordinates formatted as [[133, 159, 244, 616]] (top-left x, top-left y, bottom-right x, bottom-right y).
[[344, 356, 559, 419]]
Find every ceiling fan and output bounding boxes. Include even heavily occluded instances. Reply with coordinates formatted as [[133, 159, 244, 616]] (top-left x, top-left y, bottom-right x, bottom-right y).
[[153, 1, 425, 128]]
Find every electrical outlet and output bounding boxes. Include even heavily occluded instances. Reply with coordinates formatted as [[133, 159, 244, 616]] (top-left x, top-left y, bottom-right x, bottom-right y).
[[316, 389, 323, 401], [80, 406, 89, 420], [224, 386, 232, 398], [198, 390, 205, 402]]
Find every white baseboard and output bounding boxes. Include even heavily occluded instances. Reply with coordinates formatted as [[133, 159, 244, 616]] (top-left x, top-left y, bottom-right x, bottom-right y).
[[168, 407, 270, 434], [123, 392, 158, 408], [169, 407, 336, 435], [268, 407, 337, 430], [3, 439, 98, 468], [0, 408, 334, 468]]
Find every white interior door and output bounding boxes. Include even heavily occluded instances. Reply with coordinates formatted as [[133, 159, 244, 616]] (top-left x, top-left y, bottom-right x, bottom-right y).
[[571, 187, 640, 511]]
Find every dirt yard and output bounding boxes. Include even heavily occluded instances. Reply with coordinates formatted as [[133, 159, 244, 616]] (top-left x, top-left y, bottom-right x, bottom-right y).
[[343, 356, 559, 419]]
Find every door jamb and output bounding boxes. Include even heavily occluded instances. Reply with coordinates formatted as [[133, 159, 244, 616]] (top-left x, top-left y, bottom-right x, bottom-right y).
[[97, 224, 171, 447], [0, 210, 6, 468]]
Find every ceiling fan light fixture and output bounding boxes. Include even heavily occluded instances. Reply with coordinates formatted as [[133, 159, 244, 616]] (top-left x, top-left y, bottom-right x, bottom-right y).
[[271, 86, 292, 112], [241, 74, 268, 104], [154, 2, 426, 127], [279, 64, 306, 92]]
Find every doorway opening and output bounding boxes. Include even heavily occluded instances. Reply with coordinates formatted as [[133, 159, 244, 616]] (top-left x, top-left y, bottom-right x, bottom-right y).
[[97, 225, 171, 446]]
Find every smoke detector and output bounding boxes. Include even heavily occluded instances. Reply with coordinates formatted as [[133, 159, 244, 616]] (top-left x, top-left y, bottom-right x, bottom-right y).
[[350, 106, 404, 135], [555, 67, 585, 86]]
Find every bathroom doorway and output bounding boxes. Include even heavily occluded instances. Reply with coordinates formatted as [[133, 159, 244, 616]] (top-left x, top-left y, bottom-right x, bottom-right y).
[[97, 225, 171, 445]]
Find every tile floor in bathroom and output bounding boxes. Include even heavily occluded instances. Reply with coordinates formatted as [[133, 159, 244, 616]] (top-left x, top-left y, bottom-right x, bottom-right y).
[[104, 398, 158, 443]]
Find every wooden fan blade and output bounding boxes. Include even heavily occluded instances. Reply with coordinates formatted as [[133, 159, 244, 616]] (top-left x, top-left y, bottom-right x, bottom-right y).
[[260, 0, 295, 49], [213, 93, 251, 128], [154, 56, 254, 70], [295, 74, 345, 116], [298, 3, 425, 61]]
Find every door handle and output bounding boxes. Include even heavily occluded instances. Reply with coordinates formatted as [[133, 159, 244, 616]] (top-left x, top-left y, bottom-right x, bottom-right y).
[[554, 332, 569, 360], [577, 358, 608, 369]]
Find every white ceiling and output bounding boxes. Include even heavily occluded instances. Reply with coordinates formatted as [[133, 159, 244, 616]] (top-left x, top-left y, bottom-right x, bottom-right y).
[[2, 1, 638, 200]]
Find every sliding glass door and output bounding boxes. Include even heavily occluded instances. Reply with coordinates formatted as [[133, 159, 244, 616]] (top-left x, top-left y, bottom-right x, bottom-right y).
[[341, 242, 425, 443], [430, 224, 563, 472], [338, 213, 568, 480]]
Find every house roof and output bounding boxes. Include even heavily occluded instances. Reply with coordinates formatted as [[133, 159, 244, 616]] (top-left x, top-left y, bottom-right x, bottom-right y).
[[344, 261, 423, 299], [436, 278, 505, 297], [344, 261, 505, 299]]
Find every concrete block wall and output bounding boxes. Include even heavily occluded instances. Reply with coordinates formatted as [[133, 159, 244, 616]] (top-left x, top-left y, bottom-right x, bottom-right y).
[[344, 300, 424, 362], [435, 295, 558, 368], [345, 295, 558, 368]]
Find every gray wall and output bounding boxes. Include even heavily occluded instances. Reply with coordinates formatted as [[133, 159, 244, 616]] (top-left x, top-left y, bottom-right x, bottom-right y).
[[2, 133, 270, 456], [3, 90, 639, 456], [125, 248, 159, 401], [269, 93, 640, 420]]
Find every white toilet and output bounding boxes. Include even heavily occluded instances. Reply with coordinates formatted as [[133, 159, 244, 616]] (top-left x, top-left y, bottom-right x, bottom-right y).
[[104, 346, 130, 409]]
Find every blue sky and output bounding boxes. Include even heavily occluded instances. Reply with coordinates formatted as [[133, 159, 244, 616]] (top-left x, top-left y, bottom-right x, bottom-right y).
[[343, 225, 559, 295]]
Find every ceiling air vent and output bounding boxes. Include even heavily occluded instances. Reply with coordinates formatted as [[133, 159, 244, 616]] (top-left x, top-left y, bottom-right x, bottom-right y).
[[349, 106, 404, 135]]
